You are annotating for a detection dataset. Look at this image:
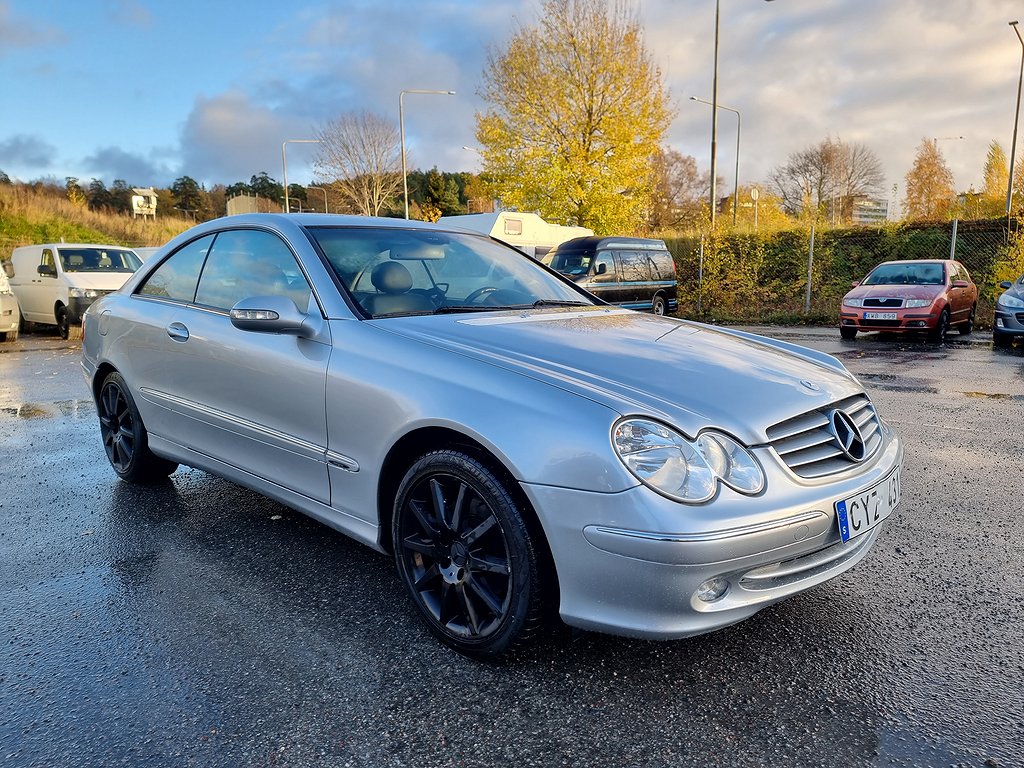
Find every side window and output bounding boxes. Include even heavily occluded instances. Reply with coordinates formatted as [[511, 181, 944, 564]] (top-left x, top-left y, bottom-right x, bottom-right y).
[[195, 229, 312, 312], [651, 253, 675, 281], [137, 235, 214, 302], [41, 249, 55, 270], [618, 251, 648, 282], [593, 252, 615, 279]]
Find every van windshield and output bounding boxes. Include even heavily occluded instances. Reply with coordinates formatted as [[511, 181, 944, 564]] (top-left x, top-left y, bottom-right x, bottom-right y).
[[58, 248, 142, 273], [544, 251, 592, 277]]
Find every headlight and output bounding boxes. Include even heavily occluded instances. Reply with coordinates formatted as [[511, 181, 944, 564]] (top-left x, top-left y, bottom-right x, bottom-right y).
[[997, 293, 1024, 309], [905, 299, 931, 308], [843, 298, 863, 307], [612, 419, 764, 503], [69, 288, 98, 299]]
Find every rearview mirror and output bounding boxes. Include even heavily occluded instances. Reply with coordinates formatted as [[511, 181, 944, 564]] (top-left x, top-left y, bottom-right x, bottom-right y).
[[1000, 281, 1013, 290], [230, 295, 314, 336], [951, 280, 969, 289], [850, 280, 860, 288], [37, 264, 56, 277]]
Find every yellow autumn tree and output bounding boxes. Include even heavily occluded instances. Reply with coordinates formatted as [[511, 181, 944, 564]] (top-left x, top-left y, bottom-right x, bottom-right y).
[[903, 139, 956, 220], [981, 140, 1010, 217], [476, 0, 672, 235]]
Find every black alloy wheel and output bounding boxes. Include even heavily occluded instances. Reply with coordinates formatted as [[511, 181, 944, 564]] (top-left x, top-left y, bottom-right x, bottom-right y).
[[392, 450, 544, 657], [97, 371, 177, 483], [928, 307, 950, 342]]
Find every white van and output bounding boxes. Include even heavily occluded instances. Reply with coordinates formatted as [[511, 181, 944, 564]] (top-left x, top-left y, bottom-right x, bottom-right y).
[[9, 244, 142, 339]]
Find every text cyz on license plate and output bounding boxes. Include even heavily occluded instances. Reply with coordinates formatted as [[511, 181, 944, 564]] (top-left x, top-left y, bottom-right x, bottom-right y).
[[835, 466, 901, 543], [864, 312, 898, 320]]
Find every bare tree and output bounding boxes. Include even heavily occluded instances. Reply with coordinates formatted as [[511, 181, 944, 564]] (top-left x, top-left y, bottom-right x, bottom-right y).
[[648, 148, 715, 230], [770, 137, 885, 223], [313, 112, 403, 217]]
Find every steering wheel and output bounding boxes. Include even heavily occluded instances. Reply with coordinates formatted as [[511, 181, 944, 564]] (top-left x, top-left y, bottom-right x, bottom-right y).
[[464, 286, 500, 304]]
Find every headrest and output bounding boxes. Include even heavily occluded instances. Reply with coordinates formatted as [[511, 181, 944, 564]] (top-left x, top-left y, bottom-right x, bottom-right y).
[[371, 261, 413, 294]]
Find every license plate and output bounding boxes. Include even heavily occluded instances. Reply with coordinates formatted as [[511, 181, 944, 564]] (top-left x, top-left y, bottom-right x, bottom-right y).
[[864, 312, 898, 320], [835, 465, 901, 543]]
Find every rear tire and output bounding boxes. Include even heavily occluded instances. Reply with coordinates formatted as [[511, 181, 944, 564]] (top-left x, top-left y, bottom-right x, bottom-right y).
[[840, 326, 857, 340], [97, 371, 178, 483], [392, 449, 546, 658], [651, 295, 666, 316], [959, 304, 976, 335]]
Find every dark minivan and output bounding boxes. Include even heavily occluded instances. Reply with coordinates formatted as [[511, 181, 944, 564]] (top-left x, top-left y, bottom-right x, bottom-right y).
[[543, 236, 678, 315]]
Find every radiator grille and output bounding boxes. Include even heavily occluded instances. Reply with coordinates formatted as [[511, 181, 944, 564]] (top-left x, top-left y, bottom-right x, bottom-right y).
[[766, 394, 882, 478], [863, 297, 904, 308]]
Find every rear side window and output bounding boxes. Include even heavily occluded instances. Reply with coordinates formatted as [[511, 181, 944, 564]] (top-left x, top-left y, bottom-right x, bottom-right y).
[[137, 235, 214, 302], [195, 229, 311, 312], [651, 252, 675, 280], [618, 251, 650, 282]]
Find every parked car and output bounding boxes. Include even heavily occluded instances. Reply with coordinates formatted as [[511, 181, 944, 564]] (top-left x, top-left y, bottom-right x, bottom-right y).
[[9, 243, 142, 339], [840, 259, 978, 341], [0, 270, 20, 341], [993, 273, 1024, 347], [82, 214, 903, 657], [543, 236, 678, 315]]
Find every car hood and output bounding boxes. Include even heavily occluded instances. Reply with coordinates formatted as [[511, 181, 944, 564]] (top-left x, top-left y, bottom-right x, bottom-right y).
[[373, 308, 862, 445], [63, 272, 135, 291], [845, 284, 942, 301]]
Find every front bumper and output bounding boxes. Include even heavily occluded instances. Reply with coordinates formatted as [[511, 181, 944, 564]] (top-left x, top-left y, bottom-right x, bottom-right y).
[[522, 428, 903, 640], [67, 296, 101, 324], [840, 308, 938, 332], [994, 308, 1024, 337]]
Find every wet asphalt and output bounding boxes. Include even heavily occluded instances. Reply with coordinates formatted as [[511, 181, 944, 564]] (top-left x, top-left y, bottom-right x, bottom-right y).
[[1, 327, 1022, 768]]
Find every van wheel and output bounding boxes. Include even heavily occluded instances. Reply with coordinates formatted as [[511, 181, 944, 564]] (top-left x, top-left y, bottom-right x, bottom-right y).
[[652, 295, 666, 316], [56, 306, 70, 339], [19, 315, 34, 334]]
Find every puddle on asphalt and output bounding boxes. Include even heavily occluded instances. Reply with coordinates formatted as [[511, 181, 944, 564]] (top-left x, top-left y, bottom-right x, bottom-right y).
[[0, 399, 95, 419]]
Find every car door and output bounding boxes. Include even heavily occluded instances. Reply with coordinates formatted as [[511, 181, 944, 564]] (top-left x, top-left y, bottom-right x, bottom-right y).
[[19, 248, 57, 322], [947, 262, 969, 322], [584, 250, 622, 305], [141, 228, 332, 503]]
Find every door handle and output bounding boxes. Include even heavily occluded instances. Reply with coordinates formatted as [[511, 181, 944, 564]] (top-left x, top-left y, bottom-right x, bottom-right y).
[[167, 322, 189, 342]]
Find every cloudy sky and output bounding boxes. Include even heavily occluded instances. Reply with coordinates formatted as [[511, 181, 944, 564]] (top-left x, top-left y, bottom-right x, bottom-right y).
[[1, 0, 1022, 209]]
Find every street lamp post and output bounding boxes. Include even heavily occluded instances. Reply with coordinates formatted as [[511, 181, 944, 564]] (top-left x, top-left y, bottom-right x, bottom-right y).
[[707, 0, 773, 227], [692, 96, 741, 226], [282, 139, 320, 214], [1006, 21, 1024, 222], [400, 89, 456, 219], [308, 185, 329, 214]]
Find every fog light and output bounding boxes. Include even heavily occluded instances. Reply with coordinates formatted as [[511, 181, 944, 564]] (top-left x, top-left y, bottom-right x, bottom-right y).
[[696, 577, 729, 603], [996, 318, 1005, 328]]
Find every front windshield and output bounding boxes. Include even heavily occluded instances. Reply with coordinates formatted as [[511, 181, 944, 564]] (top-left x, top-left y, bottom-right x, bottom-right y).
[[307, 226, 596, 317], [57, 247, 142, 273], [544, 250, 592, 277], [863, 262, 944, 286]]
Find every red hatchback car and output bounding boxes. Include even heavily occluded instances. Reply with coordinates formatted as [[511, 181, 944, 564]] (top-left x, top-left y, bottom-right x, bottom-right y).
[[840, 259, 978, 341]]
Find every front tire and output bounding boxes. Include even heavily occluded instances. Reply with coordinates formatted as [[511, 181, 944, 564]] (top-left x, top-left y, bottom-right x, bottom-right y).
[[840, 326, 857, 340], [928, 307, 950, 342], [993, 331, 1014, 348], [97, 371, 178, 483], [392, 450, 545, 658]]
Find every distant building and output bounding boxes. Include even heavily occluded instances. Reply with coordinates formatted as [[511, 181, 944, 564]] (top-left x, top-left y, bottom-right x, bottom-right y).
[[227, 194, 282, 216], [852, 197, 889, 226], [131, 188, 157, 219]]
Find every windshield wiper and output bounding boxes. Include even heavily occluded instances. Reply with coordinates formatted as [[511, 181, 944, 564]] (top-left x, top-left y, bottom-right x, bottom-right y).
[[532, 299, 593, 307], [433, 305, 509, 314]]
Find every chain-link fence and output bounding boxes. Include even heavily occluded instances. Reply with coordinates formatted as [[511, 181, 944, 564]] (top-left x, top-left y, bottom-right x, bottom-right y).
[[665, 218, 1024, 328]]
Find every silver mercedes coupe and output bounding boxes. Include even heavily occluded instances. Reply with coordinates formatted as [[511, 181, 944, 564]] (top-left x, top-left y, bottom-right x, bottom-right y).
[[82, 214, 903, 657]]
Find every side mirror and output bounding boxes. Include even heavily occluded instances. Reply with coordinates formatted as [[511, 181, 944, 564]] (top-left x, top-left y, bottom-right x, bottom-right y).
[[951, 280, 969, 289], [37, 264, 56, 277], [229, 295, 313, 336], [850, 280, 860, 288], [1000, 281, 1013, 290]]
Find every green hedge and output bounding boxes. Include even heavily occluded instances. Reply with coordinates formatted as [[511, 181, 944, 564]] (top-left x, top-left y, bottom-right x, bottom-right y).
[[664, 218, 1024, 329]]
